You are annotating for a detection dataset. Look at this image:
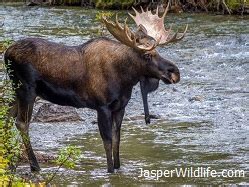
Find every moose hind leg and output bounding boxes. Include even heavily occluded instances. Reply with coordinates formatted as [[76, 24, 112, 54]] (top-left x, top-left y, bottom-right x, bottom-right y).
[[16, 90, 40, 172], [112, 108, 125, 169]]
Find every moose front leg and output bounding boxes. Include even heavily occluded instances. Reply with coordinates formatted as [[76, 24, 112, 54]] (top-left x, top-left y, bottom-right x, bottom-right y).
[[140, 78, 159, 124], [112, 108, 125, 169], [140, 80, 150, 124], [97, 108, 114, 173]]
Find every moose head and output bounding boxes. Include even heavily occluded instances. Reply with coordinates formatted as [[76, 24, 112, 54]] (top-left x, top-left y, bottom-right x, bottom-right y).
[[102, 3, 188, 85]]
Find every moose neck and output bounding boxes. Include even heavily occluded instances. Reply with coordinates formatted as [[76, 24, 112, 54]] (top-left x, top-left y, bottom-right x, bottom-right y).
[[82, 38, 150, 86]]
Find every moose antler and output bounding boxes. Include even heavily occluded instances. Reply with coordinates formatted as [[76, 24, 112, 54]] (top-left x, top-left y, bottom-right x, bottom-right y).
[[128, 3, 188, 45], [102, 14, 160, 52]]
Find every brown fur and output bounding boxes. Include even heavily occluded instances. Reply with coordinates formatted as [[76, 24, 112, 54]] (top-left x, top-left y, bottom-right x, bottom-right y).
[[4, 36, 180, 173], [6, 38, 145, 104]]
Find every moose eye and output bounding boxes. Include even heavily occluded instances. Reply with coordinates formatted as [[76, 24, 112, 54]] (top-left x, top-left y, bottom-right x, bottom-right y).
[[143, 53, 152, 61]]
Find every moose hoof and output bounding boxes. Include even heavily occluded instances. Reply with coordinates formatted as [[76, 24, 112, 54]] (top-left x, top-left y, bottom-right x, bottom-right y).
[[114, 164, 120, 170], [107, 167, 114, 173], [31, 165, 41, 172], [145, 117, 151, 124]]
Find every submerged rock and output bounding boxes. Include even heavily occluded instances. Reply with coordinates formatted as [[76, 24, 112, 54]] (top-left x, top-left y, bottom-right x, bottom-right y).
[[33, 103, 82, 123], [188, 95, 204, 102], [27, 0, 42, 6], [20, 150, 56, 163]]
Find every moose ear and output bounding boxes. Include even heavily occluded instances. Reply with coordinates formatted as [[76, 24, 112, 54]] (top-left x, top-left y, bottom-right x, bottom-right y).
[[138, 24, 148, 34], [135, 24, 148, 39], [135, 25, 156, 49]]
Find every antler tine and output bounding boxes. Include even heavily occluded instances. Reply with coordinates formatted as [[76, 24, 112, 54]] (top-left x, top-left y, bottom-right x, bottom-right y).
[[129, 4, 188, 46], [162, 2, 170, 19], [123, 17, 133, 43], [172, 24, 188, 42], [140, 6, 144, 13], [164, 24, 173, 40], [102, 15, 112, 27], [115, 14, 122, 30], [162, 24, 188, 45], [156, 5, 159, 15], [164, 32, 178, 45], [102, 14, 158, 52], [132, 7, 139, 15], [176, 24, 188, 40], [128, 12, 135, 20]]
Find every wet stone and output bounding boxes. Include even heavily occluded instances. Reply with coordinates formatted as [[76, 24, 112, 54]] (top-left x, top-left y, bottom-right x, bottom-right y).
[[188, 95, 204, 102], [32, 103, 82, 123], [20, 150, 56, 164]]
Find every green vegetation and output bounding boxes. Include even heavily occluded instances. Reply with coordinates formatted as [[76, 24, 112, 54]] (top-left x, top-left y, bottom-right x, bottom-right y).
[[0, 39, 14, 54], [0, 39, 18, 186], [3, 0, 246, 14], [227, 0, 244, 9], [95, 11, 113, 35], [21, 0, 248, 14], [45, 146, 81, 184], [94, 0, 134, 9]]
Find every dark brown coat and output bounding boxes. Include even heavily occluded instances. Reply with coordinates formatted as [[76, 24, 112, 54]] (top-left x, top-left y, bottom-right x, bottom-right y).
[[4, 37, 180, 172]]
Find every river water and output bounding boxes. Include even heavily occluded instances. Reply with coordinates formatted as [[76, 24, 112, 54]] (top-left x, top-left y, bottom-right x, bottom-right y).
[[0, 5, 248, 186]]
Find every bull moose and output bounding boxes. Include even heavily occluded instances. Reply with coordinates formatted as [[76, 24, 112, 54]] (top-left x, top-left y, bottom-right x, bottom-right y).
[[4, 5, 187, 173]]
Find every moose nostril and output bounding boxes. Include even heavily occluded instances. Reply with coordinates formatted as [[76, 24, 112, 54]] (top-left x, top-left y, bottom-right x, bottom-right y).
[[171, 72, 180, 83]]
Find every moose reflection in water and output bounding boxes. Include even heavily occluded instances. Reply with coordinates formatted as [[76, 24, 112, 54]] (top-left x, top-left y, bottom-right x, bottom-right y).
[[4, 4, 187, 173]]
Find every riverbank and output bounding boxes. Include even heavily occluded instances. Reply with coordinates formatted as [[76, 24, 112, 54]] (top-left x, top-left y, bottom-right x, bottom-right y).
[[1, 0, 249, 15]]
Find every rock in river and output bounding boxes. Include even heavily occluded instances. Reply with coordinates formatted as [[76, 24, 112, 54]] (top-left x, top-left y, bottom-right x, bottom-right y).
[[33, 103, 82, 123]]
